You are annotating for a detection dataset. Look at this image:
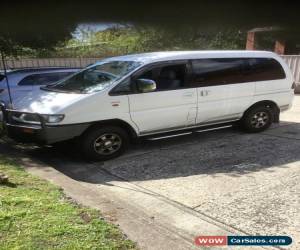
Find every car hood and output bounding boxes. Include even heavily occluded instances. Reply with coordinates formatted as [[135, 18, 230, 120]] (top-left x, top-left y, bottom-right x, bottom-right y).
[[11, 88, 86, 114]]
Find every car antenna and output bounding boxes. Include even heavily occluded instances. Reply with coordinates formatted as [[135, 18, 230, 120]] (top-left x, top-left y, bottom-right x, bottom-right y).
[[0, 50, 13, 108]]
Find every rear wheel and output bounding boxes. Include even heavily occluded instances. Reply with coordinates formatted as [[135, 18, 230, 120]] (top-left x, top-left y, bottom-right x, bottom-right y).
[[241, 106, 273, 133], [81, 126, 129, 161]]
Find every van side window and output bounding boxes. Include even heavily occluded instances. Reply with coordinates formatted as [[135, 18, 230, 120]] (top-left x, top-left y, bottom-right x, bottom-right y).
[[110, 78, 132, 95], [191, 58, 286, 87], [137, 64, 187, 91], [244, 58, 286, 81], [191, 58, 245, 87]]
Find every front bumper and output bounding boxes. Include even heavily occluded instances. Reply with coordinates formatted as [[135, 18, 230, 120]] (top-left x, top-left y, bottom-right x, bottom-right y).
[[1, 107, 89, 144]]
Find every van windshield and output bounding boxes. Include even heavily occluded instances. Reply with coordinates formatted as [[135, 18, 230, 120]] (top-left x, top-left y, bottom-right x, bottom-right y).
[[44, 60, 141, 93]]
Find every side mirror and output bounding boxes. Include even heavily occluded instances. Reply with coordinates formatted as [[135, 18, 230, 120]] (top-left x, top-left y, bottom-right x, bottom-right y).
[[0, 74, 5, 81], [136, 78, 156, 93]]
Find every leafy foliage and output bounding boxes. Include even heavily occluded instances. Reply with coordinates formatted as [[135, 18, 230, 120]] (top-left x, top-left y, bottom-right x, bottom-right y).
[[55, 25, 246, 58], [3, 25, 246, 58], [1, 1, 300, 57]]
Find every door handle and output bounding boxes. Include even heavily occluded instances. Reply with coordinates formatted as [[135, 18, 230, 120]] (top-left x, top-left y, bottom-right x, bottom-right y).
[[200, 90, 210, 96]]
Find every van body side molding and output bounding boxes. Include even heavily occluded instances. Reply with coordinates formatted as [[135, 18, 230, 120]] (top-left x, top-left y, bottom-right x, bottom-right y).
[[139, 118, 240, 137]]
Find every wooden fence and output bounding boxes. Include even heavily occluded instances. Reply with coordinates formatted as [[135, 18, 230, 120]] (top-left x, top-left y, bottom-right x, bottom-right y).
[[281, 55, 300, 84], [0, 58, 102, 69], [1, 55, 300, 84]]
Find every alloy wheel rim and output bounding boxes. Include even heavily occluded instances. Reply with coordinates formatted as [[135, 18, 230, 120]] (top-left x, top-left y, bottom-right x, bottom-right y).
[[251, 111, 269, 128], [93, 133, 122, 155]]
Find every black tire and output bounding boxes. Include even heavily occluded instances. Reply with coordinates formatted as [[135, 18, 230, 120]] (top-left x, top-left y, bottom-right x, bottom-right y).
[[241, 105, 273, 133], [81, 126, 129, 161]]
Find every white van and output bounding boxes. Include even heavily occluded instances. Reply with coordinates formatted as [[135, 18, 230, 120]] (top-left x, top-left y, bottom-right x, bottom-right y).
[[1, 51, 294, 160]]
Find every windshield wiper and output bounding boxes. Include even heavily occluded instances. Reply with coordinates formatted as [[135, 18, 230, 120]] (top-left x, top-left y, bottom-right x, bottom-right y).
[[40, 86, 84, 94]]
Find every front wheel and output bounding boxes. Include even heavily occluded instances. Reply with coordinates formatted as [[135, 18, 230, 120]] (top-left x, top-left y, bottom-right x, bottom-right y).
[[241, 106, 273, 133], [81, 126, 129, 161]]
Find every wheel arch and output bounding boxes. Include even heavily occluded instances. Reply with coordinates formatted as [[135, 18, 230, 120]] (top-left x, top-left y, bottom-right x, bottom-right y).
[[243, 100, 280, 122], [82, 119, 138, 141]]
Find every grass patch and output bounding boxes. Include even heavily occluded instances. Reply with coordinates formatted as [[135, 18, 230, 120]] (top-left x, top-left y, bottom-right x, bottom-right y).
[[0, 156, 136, 250]]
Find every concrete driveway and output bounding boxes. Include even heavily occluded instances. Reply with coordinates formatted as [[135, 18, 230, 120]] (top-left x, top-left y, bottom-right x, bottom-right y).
[[2, 96, 300, 250]]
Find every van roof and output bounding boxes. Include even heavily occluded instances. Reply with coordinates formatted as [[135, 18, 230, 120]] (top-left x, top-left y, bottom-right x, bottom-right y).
[[99, 50, 279, 64]]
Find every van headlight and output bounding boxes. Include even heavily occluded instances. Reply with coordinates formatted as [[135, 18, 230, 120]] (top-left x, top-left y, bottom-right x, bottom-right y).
[[12, 113, 40, 124], [40, 114, 65, 123], [12, 113, 65, 124]]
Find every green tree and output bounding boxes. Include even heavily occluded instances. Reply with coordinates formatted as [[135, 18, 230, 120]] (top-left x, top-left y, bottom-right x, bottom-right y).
[[52, 25, 246, 58]]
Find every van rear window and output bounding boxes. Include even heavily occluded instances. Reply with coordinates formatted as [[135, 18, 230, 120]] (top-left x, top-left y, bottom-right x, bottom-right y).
[[18, 72, 73, 86], [191, 58, 285, 87], [245, 58, 286, 82]]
